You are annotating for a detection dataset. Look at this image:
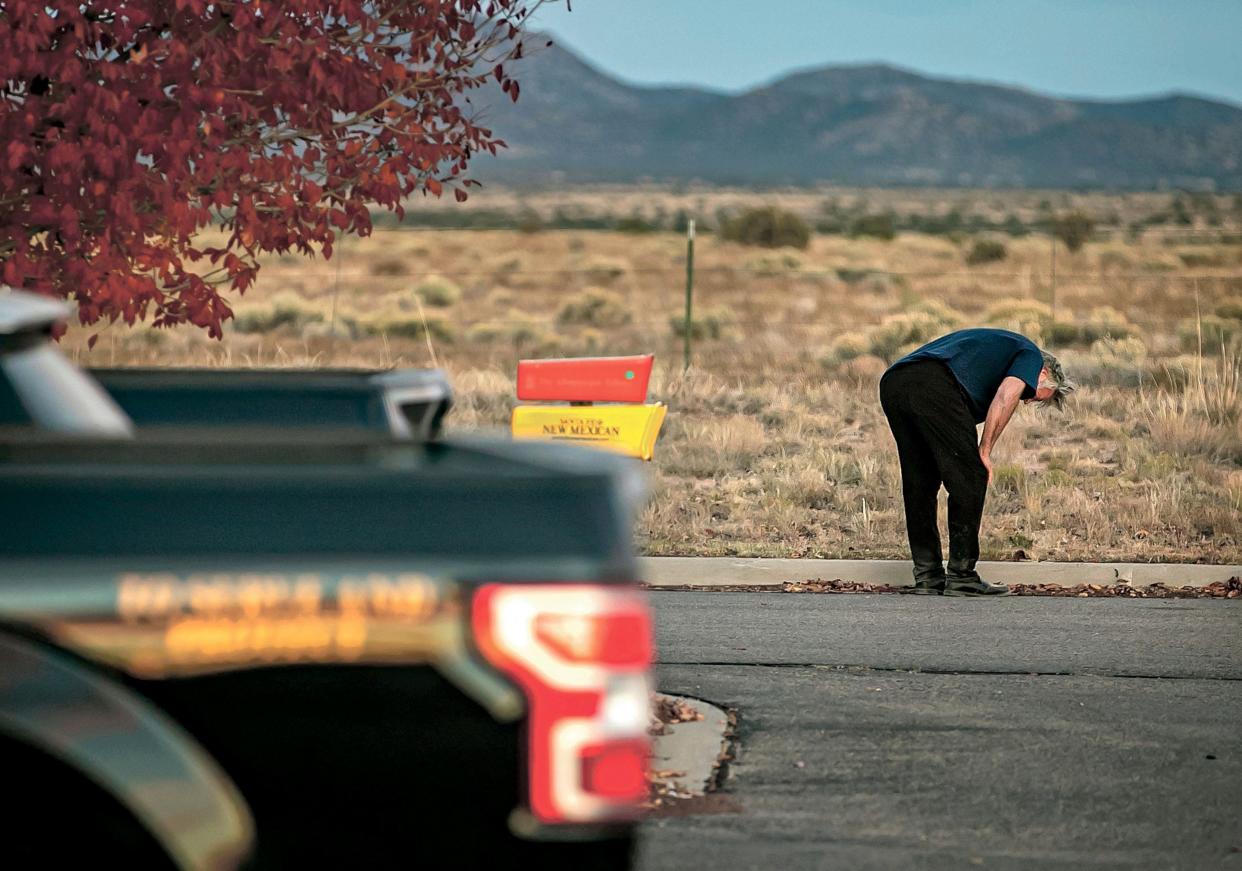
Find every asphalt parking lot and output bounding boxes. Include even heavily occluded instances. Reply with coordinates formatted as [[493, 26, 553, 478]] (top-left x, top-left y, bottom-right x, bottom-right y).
[[637, 593, 1242, 871]]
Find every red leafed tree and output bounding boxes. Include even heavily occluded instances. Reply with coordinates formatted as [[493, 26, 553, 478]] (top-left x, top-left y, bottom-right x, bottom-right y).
[[0, 1, 541, 338]]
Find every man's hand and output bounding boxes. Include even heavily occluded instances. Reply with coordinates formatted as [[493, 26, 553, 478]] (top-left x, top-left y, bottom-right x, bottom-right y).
[[979, 448, 994, 486]]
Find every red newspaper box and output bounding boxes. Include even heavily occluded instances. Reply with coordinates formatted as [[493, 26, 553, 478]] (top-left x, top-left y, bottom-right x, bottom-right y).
[[516, 354, 654, 404]]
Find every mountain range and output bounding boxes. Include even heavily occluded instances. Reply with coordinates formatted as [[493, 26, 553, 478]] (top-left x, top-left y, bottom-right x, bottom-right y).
[[470, 38, 1242, 190]]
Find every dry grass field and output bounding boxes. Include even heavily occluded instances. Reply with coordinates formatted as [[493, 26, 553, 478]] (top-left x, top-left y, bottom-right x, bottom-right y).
[[63, 187, 1242, 565]]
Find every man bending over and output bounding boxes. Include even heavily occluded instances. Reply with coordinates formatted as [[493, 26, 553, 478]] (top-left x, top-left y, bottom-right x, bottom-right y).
[[879, 328, 1075, 596]]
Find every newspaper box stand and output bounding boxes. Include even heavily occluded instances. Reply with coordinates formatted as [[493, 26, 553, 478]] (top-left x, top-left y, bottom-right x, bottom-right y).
[[510, 354, 666, 460]]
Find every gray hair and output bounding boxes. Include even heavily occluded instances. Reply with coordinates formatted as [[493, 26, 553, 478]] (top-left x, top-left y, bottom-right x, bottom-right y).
[[1039, 350, 1076, 410]]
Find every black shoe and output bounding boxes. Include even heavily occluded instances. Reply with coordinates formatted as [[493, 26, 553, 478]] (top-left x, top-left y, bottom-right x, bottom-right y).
[[908, 578, 945, 595], [944, 576, 1010, 597]]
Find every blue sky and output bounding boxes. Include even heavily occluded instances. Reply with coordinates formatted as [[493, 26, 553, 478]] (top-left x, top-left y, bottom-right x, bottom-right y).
[[529, 0, 1242, 104]]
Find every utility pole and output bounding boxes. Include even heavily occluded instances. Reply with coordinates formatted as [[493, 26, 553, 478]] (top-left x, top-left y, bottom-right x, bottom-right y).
[[683, 219, 695, 372]]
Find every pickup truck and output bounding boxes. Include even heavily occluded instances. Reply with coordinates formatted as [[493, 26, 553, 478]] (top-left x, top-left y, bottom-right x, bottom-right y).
[[0, 364, 453, 440], [0, 291, 652, 869]]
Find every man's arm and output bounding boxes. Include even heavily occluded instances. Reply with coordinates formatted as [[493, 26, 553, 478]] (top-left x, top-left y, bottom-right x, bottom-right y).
[[977, 376, 1026, 485]]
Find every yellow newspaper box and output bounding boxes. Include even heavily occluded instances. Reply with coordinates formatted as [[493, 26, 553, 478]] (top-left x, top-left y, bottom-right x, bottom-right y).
[[511, 404, 667, 461]]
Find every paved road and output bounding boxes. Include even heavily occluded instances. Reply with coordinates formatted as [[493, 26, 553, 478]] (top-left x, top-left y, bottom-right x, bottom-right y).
[[636, 593, 1242, 871]]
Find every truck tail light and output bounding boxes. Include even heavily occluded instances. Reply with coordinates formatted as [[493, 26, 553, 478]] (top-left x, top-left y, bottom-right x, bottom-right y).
[[580, 740, 650, 800], [472, 584, 654, 826]]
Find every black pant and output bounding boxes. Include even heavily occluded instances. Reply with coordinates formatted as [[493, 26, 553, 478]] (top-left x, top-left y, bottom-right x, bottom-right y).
[[879, 360, 987, 581]]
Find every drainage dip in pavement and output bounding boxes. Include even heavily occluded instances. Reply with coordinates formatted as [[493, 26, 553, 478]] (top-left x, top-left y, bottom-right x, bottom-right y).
[[648, 694, 739, 817]]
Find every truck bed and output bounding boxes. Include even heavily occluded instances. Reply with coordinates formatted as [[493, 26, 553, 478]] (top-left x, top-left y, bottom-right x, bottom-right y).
[[0, 367, 452, 438]]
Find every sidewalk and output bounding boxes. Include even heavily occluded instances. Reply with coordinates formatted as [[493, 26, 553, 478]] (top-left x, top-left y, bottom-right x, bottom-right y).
[[639, 557, 1242, 588]]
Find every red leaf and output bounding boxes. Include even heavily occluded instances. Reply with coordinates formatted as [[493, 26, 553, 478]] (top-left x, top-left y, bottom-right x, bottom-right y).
[[6, 141, 29, 172]]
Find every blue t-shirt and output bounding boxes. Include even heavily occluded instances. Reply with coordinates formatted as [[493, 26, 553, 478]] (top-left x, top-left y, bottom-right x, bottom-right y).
[[888, 328, 1043, 423]]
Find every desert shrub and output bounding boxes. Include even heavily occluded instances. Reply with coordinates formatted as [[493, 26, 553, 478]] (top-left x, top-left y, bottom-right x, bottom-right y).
[[838, 354, 888, 384], [232, 292, 324, 333], [849, 213, 896, 241], [121, 326, 166, 348], [500, 311, 547, 346], [747, 253, 802, 276], [1141, 259, 1178, 273], [1091, 336, 1147, 364], [986, 299, 1053, 326], [893, 340, 925, 361], [615, 212, 655, 233], [721, 206, 810, 249], [1051, 211, 1094, 252], [489, 254, 526, 283], [1039, 308, 1134, 347], [465, 322, 505, 344], [369, 257, 409, 277], [1179, 315, 1241, 354], [583, 256, 629, 284], [515, 208, 543, 234], [463, 314, 562, 354], [1215, 296, 1242, 321], [371, 288, 414, 313], [814, 215, 847, 234], [670, 306, 738, 341], [835, 268, 900, 295], [231, 307, 274, 333], [531, 333, 567, 356], [557, 288, 633, 328], [992, 464, 1026, 494], [984, 298, 1051, 341], [1079, 306, 1134, 343], [567, 327, 607, 355], [866, 311, 944, 362], [1178, 250, 1225, 268], [1068, 338, 1149, 387], [1002, 214, 1030, 237], [1045, 320, 1082, 345], [359, 313, 455, 343], [1149, 355, 1200, 392], [836, 268, 876, 285], [965, 239, 1007, 265], [1098, 250, 1133, 271], [781, 466, 838, 510], [414, 275, 462, 307], [905, 299, 962, 330], [302, 320, 357, 341], [483, 312, 561, 354], [863, 273, 904, 295], [821, 331, 870, 367]]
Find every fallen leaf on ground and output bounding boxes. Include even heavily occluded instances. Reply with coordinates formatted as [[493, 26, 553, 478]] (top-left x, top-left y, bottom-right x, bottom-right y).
[[642, 578, 1242, 599], [649, 693, 705, 736]]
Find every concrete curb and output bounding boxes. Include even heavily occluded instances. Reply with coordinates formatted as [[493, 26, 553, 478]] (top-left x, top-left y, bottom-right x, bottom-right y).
[[650, 694, 730, 796], [640, 557, 1242, 589]]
